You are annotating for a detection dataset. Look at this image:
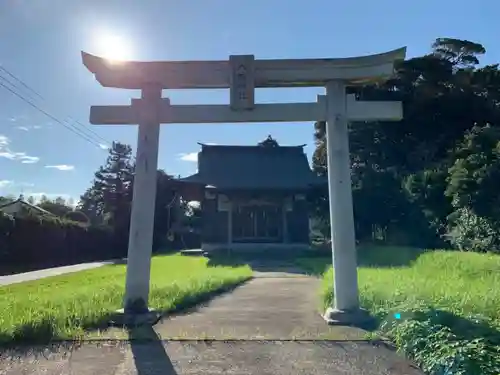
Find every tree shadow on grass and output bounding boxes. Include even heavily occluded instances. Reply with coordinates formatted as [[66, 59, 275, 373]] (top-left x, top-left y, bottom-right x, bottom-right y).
[[207, 255, 310, 276], [356, 245, 427, 268], [0, 279, 251, 351], [413, 309, 500, 345], [293, 245, 431, 276]]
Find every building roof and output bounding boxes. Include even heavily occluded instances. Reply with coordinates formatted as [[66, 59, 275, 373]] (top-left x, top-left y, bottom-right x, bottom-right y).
[[0, 199, 55, 216], [178, 140, 325, 190]]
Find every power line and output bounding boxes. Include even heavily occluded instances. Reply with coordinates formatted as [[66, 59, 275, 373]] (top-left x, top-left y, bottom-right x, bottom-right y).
[[0, 65, 112, 148], [0, 81, 108, 149], [0, 65, 43, 100], [0, 66, 111, 147], [0, 74, 39, 102]]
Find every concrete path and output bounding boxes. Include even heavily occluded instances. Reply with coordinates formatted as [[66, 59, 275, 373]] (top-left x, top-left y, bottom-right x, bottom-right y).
[[0, 261, 119, 286], [0, 269, 423, 374]]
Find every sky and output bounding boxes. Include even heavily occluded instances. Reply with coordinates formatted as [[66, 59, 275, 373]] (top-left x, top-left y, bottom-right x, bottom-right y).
[[0, 0, 497, 203]]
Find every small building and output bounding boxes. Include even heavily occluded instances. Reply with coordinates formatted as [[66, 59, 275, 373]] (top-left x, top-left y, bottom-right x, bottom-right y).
[[176, 136, 325, 253], [0, 196, 55, 218]]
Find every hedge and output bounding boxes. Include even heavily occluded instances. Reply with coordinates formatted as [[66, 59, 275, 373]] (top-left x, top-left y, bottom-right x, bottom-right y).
[[0, 213, 125, 274]]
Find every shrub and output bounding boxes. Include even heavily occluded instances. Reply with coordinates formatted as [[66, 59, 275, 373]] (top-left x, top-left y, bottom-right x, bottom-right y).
[[64, 210, 90, 225], [446, 207, 500, 253], [0, 212, 123, 273]]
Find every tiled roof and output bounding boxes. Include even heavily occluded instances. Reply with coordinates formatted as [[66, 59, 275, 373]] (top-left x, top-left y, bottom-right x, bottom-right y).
[[178, 143, 325, 190]]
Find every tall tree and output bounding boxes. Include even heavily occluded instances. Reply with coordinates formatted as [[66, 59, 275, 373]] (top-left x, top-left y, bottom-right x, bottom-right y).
[[38, 196, 73, 217], [310, 37, 500, 247], [78, 142, 134, 228]]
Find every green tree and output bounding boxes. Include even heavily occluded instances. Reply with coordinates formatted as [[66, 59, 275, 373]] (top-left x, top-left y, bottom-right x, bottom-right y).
[[38, 196, 73, 217], [446, 124, 500, 220], [64, 210, 90, 225], [0, 196, 15, 206], [310, 37, 500, 248], [78, 142, 134, 228], [78, 142, 186, 252]]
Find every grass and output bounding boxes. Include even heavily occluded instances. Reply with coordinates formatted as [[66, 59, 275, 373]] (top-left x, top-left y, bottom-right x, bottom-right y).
[[0, 254, 252, 345], [295, 246, 500, 374]]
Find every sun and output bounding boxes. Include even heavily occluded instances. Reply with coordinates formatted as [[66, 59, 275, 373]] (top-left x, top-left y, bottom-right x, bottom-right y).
[[94, 32, 133, 61]]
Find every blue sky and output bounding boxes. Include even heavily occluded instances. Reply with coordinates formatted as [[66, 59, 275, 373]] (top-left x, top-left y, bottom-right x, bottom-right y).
[[0, 0, 497, 203]]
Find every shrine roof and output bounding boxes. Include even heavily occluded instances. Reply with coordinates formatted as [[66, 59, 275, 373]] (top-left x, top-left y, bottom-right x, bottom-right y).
[[177, 142, 325, 190]]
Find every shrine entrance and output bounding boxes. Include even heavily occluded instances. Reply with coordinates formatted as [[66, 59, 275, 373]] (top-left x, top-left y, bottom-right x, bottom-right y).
[[232, 203, 283, 243], [82, 47, 406, 324]]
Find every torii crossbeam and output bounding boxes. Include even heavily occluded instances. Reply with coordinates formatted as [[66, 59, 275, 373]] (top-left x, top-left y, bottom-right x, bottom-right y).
[[82, 48, 406, 325]]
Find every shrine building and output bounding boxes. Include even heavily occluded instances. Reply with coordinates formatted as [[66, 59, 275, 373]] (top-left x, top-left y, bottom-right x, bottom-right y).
[[177, 136, 325, 253]]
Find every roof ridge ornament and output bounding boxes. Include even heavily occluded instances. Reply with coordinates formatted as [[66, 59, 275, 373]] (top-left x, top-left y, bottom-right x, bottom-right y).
[[258, 135, 279, 147]]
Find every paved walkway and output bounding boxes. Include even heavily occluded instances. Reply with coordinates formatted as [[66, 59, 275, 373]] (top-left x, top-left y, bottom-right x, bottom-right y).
[[0, 269, 423, 374], [0, 261, 119, 286]]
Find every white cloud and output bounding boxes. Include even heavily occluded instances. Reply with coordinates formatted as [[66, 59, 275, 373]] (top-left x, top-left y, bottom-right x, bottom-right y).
[[0, 152, 40, 163], [0, 180, 12, 188], [0, 134, 39, 164], [45, 164, 75, 171], [20, 155, 40, 164], [16, 125, 42, 131], [178, 152, 198, 162]]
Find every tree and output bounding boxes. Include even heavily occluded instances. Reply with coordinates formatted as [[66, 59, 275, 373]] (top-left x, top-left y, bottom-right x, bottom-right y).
[[432, 38, 485, 69], [446, 124, 500, 223], [310, 37, 500, 248], [38, 196, 73, 217], [0, 195, 15, 206], [78, 187, 105, 224], [64, 210, 90, 225], [78, 142, 186, 252], [78, 141, 134, 228]]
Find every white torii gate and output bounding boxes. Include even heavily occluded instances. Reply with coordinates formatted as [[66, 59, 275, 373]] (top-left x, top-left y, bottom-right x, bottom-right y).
[[82, 48, 406, 325]]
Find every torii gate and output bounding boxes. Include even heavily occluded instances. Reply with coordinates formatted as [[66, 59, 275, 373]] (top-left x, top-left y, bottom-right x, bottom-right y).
[[82, 48, 406, 325]]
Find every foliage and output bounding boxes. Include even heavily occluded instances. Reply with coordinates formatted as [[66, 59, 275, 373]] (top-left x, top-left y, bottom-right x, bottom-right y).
[[64, 210, 90, 225], [79, 141, 134, 228], [310, 37, 500, 252], [0, 196, 15, 206], [297, 247, 500, 375], [0, 254, 252, 344], [383, 309, 500, 375], [446, 207, 500, 253], [37, 196, 73, 217], [0, 212, 118, 272], [77, 142, 189, 252]]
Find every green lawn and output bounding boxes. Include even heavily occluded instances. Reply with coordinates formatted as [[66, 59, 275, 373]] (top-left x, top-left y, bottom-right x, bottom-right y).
[[296, 246, 500, 374], [0, 254, 252, 345]]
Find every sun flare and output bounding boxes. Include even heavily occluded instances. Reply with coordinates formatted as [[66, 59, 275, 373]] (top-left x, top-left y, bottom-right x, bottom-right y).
[[93, 32, 133, 62]]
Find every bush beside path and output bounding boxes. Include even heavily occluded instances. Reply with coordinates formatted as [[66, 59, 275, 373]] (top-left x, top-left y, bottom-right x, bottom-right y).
[[295, 246, 500, 375]]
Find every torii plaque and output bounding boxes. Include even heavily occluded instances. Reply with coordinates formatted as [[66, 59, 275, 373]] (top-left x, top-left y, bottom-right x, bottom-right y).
[[82, 47, 406, 324]]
